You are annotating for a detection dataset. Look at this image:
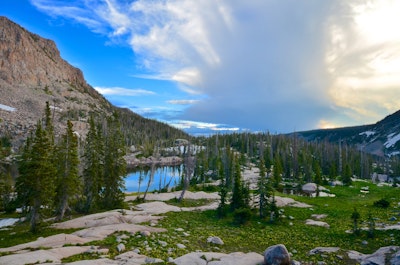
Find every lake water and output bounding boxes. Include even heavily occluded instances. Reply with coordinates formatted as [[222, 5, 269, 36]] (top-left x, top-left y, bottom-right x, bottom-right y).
[[125, 165, 182, 193]]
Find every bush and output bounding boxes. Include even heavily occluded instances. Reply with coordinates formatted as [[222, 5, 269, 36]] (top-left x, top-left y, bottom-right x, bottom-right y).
[[373, 198, 390, 208], [233, 207, 252, 225]]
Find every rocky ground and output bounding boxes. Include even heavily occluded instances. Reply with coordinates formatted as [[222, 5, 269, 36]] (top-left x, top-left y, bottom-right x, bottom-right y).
[[0, 189, 399, 265]]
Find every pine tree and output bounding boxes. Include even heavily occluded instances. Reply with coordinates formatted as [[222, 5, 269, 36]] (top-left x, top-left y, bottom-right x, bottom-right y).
[[272, 155, 283, 189], [55, 120, 80, 220], [102, 113, 127, 209], [82, 116, 104, 213], [257, 157, 271, 218], [342, 164, 353, 186], [16, 122, 56, 232], [217, 157, 228, 217], [313, 161, 322, 197], [230, 156, 250, 211], [0, 136, 14, 212]]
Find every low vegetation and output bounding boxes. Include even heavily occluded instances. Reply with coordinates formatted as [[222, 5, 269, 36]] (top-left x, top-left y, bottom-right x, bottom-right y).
[[0, 180, 398, 264], [0, 103, 399, 264]]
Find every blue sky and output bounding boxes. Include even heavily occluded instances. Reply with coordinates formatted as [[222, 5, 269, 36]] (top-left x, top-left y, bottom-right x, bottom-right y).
[[2, 0, 400, 135]]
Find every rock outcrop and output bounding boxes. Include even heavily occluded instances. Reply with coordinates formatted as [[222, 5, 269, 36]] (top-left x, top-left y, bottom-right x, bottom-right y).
[[0, 16, 112, 147]]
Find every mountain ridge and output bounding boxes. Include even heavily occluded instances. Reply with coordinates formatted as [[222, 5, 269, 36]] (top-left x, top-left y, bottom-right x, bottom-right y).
[[0, 16, 188, 149], [295, 110, 400, 157]]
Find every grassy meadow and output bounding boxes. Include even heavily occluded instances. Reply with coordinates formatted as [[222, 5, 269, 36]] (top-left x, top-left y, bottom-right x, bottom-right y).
[[0, 180, 399, 264]]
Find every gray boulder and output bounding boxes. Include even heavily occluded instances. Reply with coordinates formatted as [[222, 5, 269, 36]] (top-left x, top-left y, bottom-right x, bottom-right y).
[[361, 246, 399, 265], [264, 244, 291, 265], [116, 243, 125, 253], [302, 183, 317, 194], [207, 236, 224, 245]]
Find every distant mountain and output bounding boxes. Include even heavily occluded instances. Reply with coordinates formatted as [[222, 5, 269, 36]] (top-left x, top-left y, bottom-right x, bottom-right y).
[[0, 16, 188, 148], [295, 110, 400, 157]]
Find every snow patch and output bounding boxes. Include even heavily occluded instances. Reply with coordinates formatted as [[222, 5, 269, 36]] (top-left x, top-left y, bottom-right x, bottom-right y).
[[359, 130, 375, 137], [0, 103, 16, 112], [384, 133, 400, 148], [50, 105, 63, 112], [0, 218, 19, 228]]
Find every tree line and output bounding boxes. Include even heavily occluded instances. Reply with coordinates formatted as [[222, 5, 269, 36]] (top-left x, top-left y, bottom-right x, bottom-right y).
[[189, 132, 392, 224]]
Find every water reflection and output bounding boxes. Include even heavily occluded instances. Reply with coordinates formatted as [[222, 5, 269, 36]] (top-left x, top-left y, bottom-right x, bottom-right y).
[[125, 165, 182, 193]]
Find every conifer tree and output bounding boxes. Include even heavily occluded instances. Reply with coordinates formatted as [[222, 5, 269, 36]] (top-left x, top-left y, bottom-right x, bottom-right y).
[[257, 157, 271, 218], [342, 163, 353, 186], [217, 157, 228, 217], [82, 116, 104, 213], [16, 122, 56, 232], [102, 113, 127, 209], [230, 156, 250, 211], [0, 137, 14, 213], [313, 161, 322, 197], [44, 101, 54, 145], [55, 120, 80, 220], [272, 155, 283, 189]]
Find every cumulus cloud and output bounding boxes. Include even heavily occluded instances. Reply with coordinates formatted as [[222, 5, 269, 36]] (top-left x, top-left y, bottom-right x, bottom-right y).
[[31, 0, 400, 132]]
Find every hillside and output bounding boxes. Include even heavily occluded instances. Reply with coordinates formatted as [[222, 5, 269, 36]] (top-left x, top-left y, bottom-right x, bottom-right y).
[[295, 110, 400, 157], [0, 16, 189, 149]]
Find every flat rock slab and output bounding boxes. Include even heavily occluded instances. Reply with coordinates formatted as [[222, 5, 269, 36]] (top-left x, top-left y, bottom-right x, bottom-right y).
[[134, 201, 182, 214], [51, 209, 159, 229], [311, 214, 328, 219], [62, 259, 117, 265], [274, 196, 312, 208], [309, 247, 340, 255], [0, 246, 91, 265], [0, 233, 91, 253], [125, 191, 220, 202], [305, 219, 330, 228], [72, 223, 166, 241], [173, 251, 263, 265]]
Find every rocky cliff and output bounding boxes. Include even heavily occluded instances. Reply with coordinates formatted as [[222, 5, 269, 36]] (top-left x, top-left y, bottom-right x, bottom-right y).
[[0, 16, 190, 150], [0, 16, 112, 147]]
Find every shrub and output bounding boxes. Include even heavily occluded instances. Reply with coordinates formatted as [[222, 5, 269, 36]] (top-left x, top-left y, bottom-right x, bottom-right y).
[[373, 198, 390, 208], [233, 207, 252, 225]]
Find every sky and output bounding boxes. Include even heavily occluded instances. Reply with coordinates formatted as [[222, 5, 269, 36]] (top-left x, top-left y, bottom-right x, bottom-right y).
[[2, 0, 400, 135]]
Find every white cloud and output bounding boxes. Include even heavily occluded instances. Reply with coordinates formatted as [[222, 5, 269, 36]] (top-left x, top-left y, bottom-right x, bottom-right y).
[[94, 86, 155, 96], [167, 99, 200, 105], [31, 0, 400, 132], [326, 0, 400, 125], [169, 120, 239, 132]]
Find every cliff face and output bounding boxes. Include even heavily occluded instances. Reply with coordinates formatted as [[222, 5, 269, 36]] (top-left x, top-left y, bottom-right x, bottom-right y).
[[0, 17, 86, 89], [0, 16, 112, 147]]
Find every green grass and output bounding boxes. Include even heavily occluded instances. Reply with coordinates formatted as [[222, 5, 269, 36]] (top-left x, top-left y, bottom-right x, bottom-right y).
[[1, 180, 399, 264]]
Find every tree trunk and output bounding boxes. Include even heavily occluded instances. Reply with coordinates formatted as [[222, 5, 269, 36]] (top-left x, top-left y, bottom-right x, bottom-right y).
[[30, 199, 40, 232], [143, 163, 155, 201]]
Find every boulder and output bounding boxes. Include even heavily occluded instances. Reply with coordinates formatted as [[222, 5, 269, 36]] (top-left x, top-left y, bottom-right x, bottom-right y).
[[309, 247, 340, 255], [360, 246, 399, 265], [302, 183, 317, 194], [305, 219, 330, 228], [264, 244, 291, 265], [116, 243, 125, 253], [207, 236, 224, 245]]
